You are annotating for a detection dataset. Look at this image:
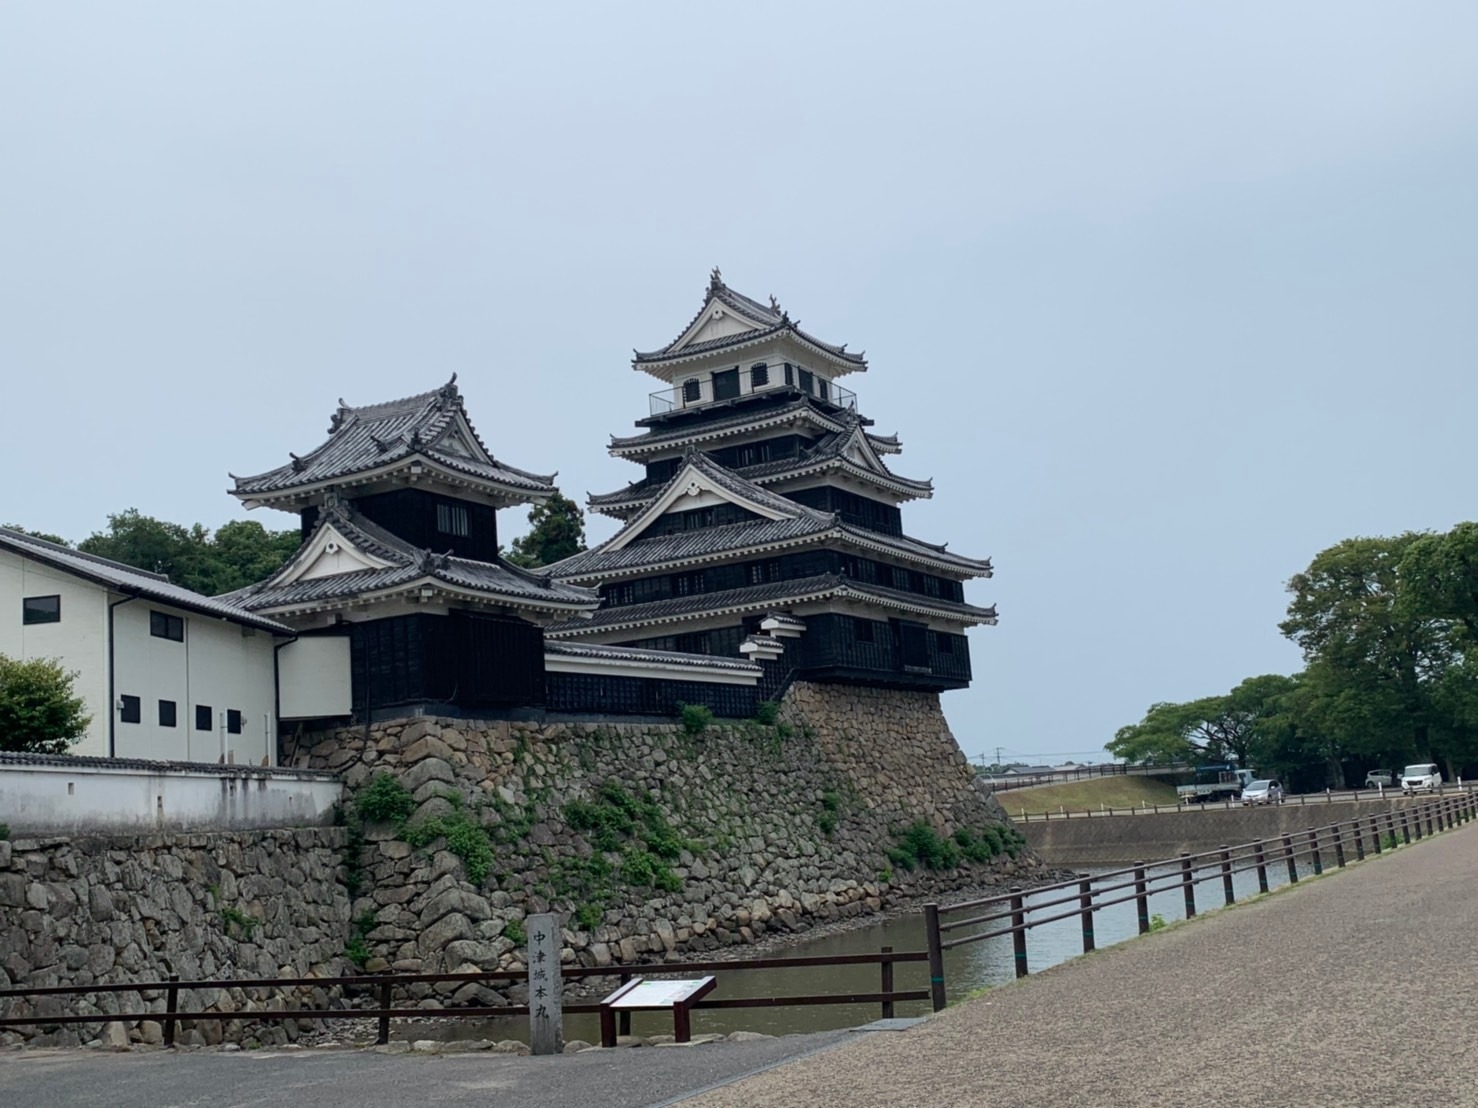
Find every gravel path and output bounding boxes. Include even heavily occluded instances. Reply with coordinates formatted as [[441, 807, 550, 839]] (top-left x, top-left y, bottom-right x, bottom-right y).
[[681, 823, 1478, 1108]]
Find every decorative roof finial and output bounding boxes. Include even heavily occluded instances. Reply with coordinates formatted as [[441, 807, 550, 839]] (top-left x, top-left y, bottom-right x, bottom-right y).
[[769, 294, 782, 313], [289, 452, 306, 473], [437, 373, 459, 407], [328, 398, 351, 433], [709, 266, 724, 292]]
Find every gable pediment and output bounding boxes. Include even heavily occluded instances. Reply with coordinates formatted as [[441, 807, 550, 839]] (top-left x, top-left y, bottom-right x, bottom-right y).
[[429, 414, 491, 463], [277, 524, 396, 585], [670, 296, 767, 353], [604, 461, 798, 553]]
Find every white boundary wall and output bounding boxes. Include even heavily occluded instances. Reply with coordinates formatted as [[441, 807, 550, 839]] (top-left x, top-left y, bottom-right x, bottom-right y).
[[0, 757, 343, 835]]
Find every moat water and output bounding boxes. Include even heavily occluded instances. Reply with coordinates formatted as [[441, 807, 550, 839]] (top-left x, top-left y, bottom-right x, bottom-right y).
[[404, 858, 1300, 1044]]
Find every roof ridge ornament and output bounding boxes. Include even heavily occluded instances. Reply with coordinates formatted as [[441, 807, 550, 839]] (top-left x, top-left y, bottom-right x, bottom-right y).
[[289, 452, 307, 473], [328, 398, 351, 433], [437, 373, 460, 407], [769, 294, 782, 313], [708, 266, 724, 292]]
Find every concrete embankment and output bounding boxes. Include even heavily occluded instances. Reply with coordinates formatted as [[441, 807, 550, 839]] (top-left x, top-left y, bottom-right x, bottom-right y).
[[1022, 798, 1422, 865]]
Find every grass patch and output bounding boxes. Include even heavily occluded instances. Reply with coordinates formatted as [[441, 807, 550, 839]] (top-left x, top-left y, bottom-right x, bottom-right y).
[[504, 918, 526, 948], [356, 773, 415, 824], [678, 703, 713, 735], [344, 909, 378, 967], [403, 809, 496, 885], [0, 823, 8, 841], [1002, 777, 1179, 816]]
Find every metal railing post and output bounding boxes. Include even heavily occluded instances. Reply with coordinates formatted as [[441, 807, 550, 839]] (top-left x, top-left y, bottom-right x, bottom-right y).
[[880, 946, 895, 1020], [1351, 817, 1365, 862], [1425, 802, 1436, 837], [1180, 853, 1196, 919], [377, 977, 392, 1046], [1134, 861, 1150, 934], [1282, 833, 1299, 883], [618, 970, 633, 1037], [163, 973, 180, 1048], [1400, 809, 1412, 844], [1078, 874, 1095, 953], [1219, 845, 1235, 906], [923, 903, 947, 1012], [1308, 828, 1323, 876], [1332, 823, 1346, 868], [1253, 840, 1269, 894], [1009, 888, 1029, 977]]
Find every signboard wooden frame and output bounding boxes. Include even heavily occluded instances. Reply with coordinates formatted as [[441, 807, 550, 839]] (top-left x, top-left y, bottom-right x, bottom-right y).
[[598, 975, 717, 1047]]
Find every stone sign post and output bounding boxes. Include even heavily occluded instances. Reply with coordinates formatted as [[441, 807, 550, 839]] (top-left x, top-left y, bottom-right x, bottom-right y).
[[526, 913, 563, 1055]]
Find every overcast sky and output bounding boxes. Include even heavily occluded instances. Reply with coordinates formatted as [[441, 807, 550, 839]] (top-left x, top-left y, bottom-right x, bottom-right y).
[[3, 3, 1475, 764]]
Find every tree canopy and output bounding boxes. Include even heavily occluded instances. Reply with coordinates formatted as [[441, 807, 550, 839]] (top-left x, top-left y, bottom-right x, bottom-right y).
[[69, 510, 300, 596], [1113, 522, 1478, 786], [0, 655, 91, 755], [504, 493, 587, 569]]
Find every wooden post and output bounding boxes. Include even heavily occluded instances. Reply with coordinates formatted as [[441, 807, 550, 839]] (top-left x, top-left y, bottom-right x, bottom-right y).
[[880, 946, 895, 1019], [1219, 846, 1234, 906], [1009, 888, 1028, 978], [1351, 817, 1366, 862], [1179, 853, 1196, 919], [617, 970, 632, 1038], [1134, 861, 1150, 934], [526, 913, 564, 1056], [377, 978, 393, 1046], [1400, 810, 1412, 845], [1253, 840, 1269, 894], [1282, 833, 1298, 883], [1308, 829, 1323, 876], [1332, 823, 1346, 868], [1369, 814, 1382, 855], [923, 903, 947, 1012], [163, 973, 179, 1048], [1078, 875, 1095, 953]]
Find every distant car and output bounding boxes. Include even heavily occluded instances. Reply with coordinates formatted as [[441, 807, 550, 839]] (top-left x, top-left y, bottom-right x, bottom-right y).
[[1364, 770, 1394, 789], [1401, 763, 1442, 794], [1242, 779, 1284, 806]]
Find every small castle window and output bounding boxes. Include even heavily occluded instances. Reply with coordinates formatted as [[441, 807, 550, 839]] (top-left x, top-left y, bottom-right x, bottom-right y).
[[159, 700, 177, 728], [751, 363, 769, 388], [682, 378, 701, 403], [436, 502, 469, 537]]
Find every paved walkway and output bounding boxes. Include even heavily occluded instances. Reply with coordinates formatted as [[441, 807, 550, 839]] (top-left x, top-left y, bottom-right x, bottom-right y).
[[684, 823, 1478, 1108]]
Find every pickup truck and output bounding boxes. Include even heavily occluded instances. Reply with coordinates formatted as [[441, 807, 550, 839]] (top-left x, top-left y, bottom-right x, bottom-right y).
[[1177, 765, 1254, 804]]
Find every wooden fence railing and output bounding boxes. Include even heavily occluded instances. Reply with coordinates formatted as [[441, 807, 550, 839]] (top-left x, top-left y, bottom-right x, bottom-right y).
[[981, 763, 1190, 793], [923, 791, 1475, 1006], [0, 948, 928, 1045]]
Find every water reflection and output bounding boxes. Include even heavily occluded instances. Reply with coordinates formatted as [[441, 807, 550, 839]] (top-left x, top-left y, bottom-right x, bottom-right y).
[[404, 861, 1296, 1043]]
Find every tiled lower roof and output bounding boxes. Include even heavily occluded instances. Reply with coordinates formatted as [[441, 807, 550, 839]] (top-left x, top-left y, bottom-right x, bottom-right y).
[[0, 751, 339, 779], [546, 574, 996, 637], [224, 509, 598, 615], [545, 640, 760, 674]]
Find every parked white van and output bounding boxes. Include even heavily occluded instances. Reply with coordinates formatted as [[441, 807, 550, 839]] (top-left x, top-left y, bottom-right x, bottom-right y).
[[1401, 763, 1442, 794]]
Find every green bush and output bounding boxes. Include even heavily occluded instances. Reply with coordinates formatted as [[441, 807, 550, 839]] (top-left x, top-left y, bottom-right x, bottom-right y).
[[817, 811, 838, 836], [0, 823, 9, 841], [754, 700, 780, 725], [622, 847, 681, 892], [885, 845, 915, 873], [504, 918, 527, 948], [0, 654, 91, 754], [898, 821, 961, 870], [1148, 913, 1168, 932], [403, 810, 495, 885], [679, 703, 714, 734], [356, 774, 415, 825], [574, 902, 604, 931], [821, 791, 841, 812], [877, 865, 894, 883], [953, 828, 996, 864]]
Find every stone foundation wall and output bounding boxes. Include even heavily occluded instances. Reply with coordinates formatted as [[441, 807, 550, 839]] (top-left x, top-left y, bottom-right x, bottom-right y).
[[0, 829, 351, 1048], [298, 681, 1033, 981]]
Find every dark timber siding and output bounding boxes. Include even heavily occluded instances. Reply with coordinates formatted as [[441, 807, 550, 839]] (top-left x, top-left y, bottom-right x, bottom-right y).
[[351, 611, 545, 711], [545, 672, 757, 718], [354, 489, 500, 562]]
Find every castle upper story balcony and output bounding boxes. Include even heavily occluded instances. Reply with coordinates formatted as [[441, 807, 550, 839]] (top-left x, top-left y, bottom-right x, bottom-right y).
[[648, 368, 857, 419]]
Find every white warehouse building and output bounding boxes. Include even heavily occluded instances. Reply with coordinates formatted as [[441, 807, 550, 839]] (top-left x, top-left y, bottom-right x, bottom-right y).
[[0, 527, 348, 764]]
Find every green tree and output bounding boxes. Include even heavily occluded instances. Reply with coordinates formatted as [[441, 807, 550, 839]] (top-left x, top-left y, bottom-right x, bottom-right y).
[[76, 509, 298, 596], [505, 493, 587, 568], [0, 655, 92, 754], [1109, 695, 1255, 766], [1280, 534, 1464, 780]]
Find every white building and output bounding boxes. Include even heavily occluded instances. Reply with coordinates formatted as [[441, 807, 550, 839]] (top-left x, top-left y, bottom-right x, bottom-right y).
[[0, 528, 299, 763]]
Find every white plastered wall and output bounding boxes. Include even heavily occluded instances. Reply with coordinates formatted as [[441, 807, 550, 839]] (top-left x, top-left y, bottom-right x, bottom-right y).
[[0, 550, 111, 757]]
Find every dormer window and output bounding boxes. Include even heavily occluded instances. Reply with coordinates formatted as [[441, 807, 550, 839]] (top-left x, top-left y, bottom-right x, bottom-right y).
[[750, 363, 769, 389], [682, 378, 701, 403]]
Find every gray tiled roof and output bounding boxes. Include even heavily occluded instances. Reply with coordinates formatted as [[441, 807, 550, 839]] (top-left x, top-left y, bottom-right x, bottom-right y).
[[633, 277, 866, 368], [0, 527, 295, 635], [592, 422, 930, 512], [223, 508, 598, 615], [231, 377, 557, 502], [555, 454, 989, 581], [546, 573, 997, 636], [545, 640, 760, 674], [0, 750, 339, 779], [610, 393, 877, 453]]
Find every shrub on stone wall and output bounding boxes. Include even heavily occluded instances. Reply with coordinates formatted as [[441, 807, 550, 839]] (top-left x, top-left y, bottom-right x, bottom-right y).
[[679, 702, 714, 734], [355, 773, 415, 824]]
